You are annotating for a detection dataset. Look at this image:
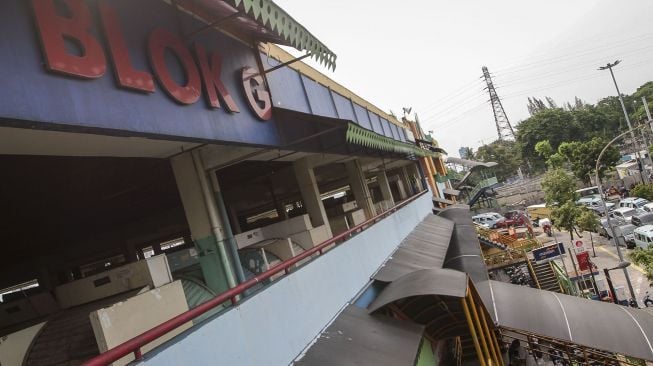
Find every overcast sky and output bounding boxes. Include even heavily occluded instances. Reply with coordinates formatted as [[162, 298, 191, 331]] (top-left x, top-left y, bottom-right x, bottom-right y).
[[274, 0, 653, 156]]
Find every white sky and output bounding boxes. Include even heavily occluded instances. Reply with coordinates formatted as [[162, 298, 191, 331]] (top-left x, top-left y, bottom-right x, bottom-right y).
[[274, 0, 653, 156]]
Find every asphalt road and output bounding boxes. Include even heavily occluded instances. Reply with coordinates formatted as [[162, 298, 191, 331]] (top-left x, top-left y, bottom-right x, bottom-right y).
[[538, 228, 651, 306]]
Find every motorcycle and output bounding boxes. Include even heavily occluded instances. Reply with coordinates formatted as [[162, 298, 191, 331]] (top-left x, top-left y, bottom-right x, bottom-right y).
[[644, 291, 653, 307]]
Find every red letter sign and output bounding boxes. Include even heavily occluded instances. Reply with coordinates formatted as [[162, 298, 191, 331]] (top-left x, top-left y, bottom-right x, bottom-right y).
[[194, 43, 239, 112], [242, 67, 271, 121], [148, 28, 201, 105], [31, 0, 106, 78], [98, 2, 154, 93]]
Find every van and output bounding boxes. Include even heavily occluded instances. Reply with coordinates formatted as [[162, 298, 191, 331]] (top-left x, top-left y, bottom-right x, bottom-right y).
[[576, 186, 600, 199], [633, 225, 653, 249], [526, 204, 551, 220]]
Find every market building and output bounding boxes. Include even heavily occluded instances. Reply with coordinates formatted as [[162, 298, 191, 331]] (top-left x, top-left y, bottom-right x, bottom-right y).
[[0, 1, 652, 366]]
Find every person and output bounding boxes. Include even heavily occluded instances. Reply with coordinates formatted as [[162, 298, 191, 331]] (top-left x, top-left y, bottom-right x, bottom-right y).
[[509, 339, 523, 365]]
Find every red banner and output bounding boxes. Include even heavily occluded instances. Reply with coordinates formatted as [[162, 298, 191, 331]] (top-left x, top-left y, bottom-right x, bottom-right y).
[[576, 252, 591, 271]]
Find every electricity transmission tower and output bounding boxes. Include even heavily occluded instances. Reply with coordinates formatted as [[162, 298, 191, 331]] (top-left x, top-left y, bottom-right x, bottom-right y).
[[482, 66, 515, 141]]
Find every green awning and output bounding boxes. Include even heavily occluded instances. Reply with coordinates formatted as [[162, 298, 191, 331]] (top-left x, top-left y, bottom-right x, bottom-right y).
[[226, 0, 337, 70], [346, 123, 437, 158]]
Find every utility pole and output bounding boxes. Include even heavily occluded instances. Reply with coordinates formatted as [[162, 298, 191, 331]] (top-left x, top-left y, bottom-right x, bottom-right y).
[[598, 60, 647, 183]]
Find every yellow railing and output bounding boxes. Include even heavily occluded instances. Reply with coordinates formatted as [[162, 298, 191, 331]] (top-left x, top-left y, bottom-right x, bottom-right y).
[[476, 226, 540, 250]]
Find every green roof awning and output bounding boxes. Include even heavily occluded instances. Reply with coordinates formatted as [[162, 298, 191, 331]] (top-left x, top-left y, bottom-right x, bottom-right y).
[[177, 0, 337, 70], [346, 123, 437, 158], [226, 0, 337, 70]]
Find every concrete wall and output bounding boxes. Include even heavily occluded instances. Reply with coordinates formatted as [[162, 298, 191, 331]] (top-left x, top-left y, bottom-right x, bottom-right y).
[[140, 193, 432, 366]]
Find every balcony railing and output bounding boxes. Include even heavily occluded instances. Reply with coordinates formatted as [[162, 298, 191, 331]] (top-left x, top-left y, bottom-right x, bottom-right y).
[[82, 190, 429, 366]]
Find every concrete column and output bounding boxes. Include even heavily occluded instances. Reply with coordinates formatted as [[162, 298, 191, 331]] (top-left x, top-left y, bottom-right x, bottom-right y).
[[395, 176, 408, 200], [345, 159, 375, 219], [293, 157, 332, 236], [376, 170, 395, 206], [171, 152, 235, 294], [400, 166, 415, 196], [410, 163, 424, 192]]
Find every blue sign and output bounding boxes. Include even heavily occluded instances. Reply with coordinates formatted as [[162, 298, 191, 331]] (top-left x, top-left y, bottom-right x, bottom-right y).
[[532, 242, 566, 262]]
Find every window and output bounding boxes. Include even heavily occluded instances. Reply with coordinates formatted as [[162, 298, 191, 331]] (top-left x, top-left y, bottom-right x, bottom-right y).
[[160, 237, 185, 251], [0, 279, 39, 302]]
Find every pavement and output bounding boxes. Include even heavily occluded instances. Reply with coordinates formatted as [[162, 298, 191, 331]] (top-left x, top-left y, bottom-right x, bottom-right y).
[[537, 228, 651, 306]]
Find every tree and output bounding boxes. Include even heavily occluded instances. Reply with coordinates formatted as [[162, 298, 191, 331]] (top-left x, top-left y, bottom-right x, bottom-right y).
[[534, 140, 554, 159], [577, 209, 600, 257], [516, 109, 581, 172], [629, 248, 653, 282], [630, 184, 653, 201], [556, 137, 619, 184], [541, 168, 578, 205], [551, 201, 583, 240], [475, 140, 522, 182]]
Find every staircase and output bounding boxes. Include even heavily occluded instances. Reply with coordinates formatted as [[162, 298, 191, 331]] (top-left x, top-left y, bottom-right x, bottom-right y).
[[528, 260, 564, 293], [467, 177, 498, 206], [23, 306, 99, 366], [23, 290, 141, 366]]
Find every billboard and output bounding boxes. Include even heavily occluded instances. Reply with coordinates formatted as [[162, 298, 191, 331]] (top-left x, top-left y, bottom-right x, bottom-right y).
[[532, 242, 566, 262]]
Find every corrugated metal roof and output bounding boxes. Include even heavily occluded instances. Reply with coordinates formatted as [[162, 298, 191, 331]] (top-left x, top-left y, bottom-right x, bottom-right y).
[[373, 215, 454, 283], [479, 280, 653, 361], [295, 306, 424, 366]]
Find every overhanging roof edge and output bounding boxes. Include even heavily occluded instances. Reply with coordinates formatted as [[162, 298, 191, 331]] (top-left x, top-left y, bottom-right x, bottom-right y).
[[224, 0, 337, 70]]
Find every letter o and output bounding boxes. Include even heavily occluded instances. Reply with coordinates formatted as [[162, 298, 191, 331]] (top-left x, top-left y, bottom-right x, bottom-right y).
[[148, 28, 200, 105]]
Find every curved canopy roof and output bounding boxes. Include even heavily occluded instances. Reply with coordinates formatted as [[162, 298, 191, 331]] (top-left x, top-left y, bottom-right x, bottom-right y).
[[478, 280, 653, 361], [446, 157, 498, 169]]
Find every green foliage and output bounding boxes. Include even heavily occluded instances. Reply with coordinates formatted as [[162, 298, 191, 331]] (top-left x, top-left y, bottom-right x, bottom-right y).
[[475, 140, 522, 182], [534, 140, 554, 159], [577, 209, 599, 233], [630, 184, 653, 201], [547, 153, 565, 169], [555, 137, 619, 184], [541, 168, 578, 205], [629, 248, 653, 282], [551, 201, 583, 239]]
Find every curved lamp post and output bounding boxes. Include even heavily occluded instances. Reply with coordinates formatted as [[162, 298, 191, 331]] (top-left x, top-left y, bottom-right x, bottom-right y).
[[595, 126, 645, 303]]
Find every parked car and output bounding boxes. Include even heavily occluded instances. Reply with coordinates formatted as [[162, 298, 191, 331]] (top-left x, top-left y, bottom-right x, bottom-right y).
[[472, 212, 503, 229], [642, 202, 653, 213], [495, 210, 529, 228], [618, 197, 649, 210], [610, 207, 643, 223], [580, 197, 615, 216], [633, 225, 653, 249], [599, 216, 626, 237], [632, 212, 653, 227], [613, 224, 637, 248]]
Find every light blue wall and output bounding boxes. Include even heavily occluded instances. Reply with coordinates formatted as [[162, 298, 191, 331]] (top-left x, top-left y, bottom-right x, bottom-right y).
[[140, 193, 432, 366]]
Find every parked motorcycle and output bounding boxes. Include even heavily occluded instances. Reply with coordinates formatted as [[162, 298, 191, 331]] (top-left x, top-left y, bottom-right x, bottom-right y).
[[644, 291, 653, 307]]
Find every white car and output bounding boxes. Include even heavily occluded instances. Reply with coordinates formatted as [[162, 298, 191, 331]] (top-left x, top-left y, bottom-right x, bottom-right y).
[[618, 197, 650, 210], [581, 197, 615, 215], [611, 207, 644, 223], [472, 212, 503, 229]]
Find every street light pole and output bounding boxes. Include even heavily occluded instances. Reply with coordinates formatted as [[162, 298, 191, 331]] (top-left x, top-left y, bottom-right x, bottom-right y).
[[599, 60, 647, 183], [595, 127, 642, 303]]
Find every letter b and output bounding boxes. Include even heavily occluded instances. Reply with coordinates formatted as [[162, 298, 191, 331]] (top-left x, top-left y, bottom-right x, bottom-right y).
[[31, 0, 106, 78]]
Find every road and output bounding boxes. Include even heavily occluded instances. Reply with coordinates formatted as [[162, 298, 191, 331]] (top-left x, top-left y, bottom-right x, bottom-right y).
[[538, 228, 650, 306]]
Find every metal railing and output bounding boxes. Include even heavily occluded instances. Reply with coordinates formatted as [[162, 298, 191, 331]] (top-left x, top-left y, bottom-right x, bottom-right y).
[[550, 260, 574, 295], [468, 177, 498, 202], [82, 190, 428, 366]]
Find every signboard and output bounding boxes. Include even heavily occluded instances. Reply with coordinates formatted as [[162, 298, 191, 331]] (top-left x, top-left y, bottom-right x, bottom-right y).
[[576, 251, 591, 271], [532, 242, 566, 262], [574, 240, 586, 253]]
